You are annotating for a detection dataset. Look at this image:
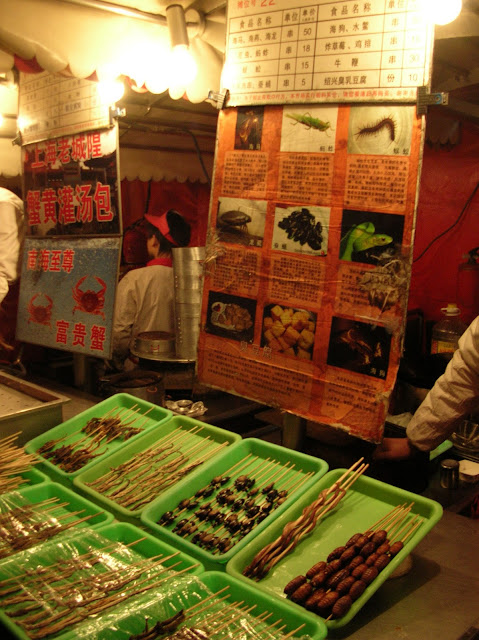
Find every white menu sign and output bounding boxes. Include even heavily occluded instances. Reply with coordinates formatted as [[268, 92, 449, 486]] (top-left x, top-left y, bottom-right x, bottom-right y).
[[19, 72, 111, 145], [224, 0, 434, 105]]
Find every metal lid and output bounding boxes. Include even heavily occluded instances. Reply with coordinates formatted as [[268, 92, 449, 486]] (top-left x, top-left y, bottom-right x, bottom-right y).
[[440, 458, 459, 469]]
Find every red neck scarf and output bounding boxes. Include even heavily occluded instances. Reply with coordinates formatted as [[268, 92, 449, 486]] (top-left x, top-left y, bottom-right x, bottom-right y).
[[147, 256, 172, 267]]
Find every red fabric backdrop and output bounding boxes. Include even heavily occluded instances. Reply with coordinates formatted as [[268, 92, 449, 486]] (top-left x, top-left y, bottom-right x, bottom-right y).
[[120, 178, 211, 247], [409, 117, 479, 325]]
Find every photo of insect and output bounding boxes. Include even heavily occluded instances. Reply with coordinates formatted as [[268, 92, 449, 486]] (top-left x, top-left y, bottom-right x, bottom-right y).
[[72, 275, 107, 320], [347, 105, 414, 156], [285, 112, 332, 133], [27, 293, 54, 326], [235, 106, 264, 150], [356, 116, 396, 142], [280, 105, 338, 153]]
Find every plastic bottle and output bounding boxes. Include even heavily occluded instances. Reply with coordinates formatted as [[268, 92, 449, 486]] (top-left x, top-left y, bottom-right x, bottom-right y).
[[430, 303, 468, 357]]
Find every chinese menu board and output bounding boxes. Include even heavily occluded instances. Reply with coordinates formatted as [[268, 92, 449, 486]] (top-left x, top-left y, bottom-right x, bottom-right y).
[[196, 102, 422, 442], [16, 237, 120, 358], [23, 127, 121, 236], [19, 71, 111, 145], [224, 0, 434, 106]]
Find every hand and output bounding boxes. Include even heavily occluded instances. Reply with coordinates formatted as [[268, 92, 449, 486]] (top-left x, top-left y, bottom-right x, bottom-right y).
[[373, 437, 414, 461]]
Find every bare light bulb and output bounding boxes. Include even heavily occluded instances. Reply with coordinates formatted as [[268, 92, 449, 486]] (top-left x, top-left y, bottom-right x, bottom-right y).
[[419, 0, 462, 25], [97, 79, 125, 104], [170, 44, 197, 87]]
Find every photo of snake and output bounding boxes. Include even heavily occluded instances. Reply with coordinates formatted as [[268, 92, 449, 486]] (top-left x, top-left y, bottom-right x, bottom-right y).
[[339, 210, 405, 265]]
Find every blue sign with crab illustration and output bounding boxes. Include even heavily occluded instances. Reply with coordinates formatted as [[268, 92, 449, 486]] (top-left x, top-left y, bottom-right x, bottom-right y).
[[16, 237, 120, 358]]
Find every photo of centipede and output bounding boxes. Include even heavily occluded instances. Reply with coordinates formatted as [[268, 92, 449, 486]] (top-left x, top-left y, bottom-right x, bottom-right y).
[[347, 105, 415, 156]]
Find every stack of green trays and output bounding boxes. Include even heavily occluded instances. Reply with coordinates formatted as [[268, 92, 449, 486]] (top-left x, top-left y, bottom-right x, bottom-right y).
[[0, 521, 203, 640], [140, 437, 329, 571], [226, 469, 443, 629], [24, 393, 172, 487], [0, 481, 114, 559], [73, 415, 242, 524]]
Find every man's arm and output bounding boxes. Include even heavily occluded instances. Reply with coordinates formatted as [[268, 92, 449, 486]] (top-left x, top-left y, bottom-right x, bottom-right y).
[[406, 316, 479, 451]]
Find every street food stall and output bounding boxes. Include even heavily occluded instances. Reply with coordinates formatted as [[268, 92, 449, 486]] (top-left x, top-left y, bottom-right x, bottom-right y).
[[1, 1, 479, 639]]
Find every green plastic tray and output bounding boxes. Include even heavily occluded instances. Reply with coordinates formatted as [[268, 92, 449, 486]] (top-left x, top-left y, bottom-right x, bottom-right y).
[[199, 571, 327, 640], [0, 466, 50, 495], [0, 481, 113, 559], [73, 415, 241, 523], [24, 393, 172, 486], [140, 438, 329, 571], [0, 522, 204, 640], [95, 522, 204, 576], [19, 466, 50, 486], [226, 468, 443, 629]]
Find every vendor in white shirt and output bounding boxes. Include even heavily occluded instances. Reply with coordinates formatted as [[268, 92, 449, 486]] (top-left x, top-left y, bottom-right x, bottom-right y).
[[112, 209, 191, 370], [0, 187, 24, 359], [0, 187, 24, 306], [375, 316, 478, 459]]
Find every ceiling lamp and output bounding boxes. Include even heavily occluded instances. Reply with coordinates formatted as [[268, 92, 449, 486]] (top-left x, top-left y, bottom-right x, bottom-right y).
[[166, 4, 197, 99]]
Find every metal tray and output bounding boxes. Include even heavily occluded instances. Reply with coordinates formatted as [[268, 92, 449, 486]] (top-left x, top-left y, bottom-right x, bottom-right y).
[[0, 372, 70, 445]]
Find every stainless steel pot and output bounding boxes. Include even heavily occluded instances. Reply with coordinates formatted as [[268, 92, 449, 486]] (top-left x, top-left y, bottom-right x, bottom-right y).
[[99, 370, 165, 406]]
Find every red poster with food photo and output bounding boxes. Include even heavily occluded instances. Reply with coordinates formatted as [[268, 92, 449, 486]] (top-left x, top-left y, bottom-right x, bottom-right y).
[[197, 103, 423, 443]]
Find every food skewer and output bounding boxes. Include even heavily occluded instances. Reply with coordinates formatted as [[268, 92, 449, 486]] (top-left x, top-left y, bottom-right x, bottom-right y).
[[283, 502, 425, 621]]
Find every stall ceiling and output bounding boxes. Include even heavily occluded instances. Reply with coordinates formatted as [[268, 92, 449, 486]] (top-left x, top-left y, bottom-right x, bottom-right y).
[[109, 0, 479, 148], [2, 0, 479, 181]]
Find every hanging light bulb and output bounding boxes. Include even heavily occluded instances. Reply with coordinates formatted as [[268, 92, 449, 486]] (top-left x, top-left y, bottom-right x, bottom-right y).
[[97, 78, 125, 104], [166, 4, 197, 96], [419, 0, 462, 25]]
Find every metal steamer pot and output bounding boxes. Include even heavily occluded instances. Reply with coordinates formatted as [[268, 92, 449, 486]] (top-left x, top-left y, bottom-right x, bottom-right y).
[[99, 370, 165, 406]]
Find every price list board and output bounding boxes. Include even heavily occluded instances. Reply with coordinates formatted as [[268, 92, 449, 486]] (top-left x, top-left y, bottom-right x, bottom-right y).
[[19, 71, 111, 145], [224, 0, 434, 105]]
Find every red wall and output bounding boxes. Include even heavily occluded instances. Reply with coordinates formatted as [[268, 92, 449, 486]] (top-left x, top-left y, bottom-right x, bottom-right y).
[[409, 116, 479, 325]]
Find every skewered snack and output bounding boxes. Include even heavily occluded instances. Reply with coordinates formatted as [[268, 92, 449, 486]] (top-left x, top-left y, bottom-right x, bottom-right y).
[[0, 534, 198, 640], [0, 433, 40, 495], [156, 453, 314, 558], [85, 425, 230, 511], [127, 586, 308, 640], [0, 494, 102, 559], [35, 405, 155, 473], [283, 503, 425, 620], [243, 460, 368, 580]]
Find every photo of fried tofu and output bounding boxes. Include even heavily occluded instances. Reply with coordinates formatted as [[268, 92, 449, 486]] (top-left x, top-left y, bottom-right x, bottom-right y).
[[261, 304, 316, 359]]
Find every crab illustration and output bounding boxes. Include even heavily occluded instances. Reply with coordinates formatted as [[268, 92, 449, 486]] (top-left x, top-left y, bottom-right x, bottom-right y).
[[27, 293, 54, 326], [72, 275, 107, 320]]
